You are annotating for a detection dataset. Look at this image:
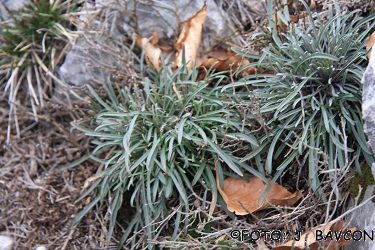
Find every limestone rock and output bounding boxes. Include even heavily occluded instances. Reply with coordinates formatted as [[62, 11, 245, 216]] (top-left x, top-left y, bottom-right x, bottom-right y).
[[58, 0, 236, 88], [362, 46, 375, 178], [344, 185, 375, 250], [95, 0, 232, 47], [0, 235, 13, 250], [35, 246, 47, 250], [0, 0, 30, 20]]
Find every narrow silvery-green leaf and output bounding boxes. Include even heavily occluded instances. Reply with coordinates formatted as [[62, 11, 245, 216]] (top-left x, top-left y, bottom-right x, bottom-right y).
[[227, 133, 259, 147], [160, 146, 167, 172], [167, 136, 175, 161], [170, 170, 188, 205], [69, 196, 101, 232], [165, 177, 173, 198], [276, 150, 299, 171], [308, 132, 319, 192], [107, 189, 123, 246], [146, 132, 160, 171], [206, 139, 243, 176], [123, 115, 139, 157], [192, 160, 206, 186], [321, 106, 330, 134], [87, 84, 115, 112], [266, 128, 283, 174], [177, 117, 187, 144], [329, 131, 354, 152], [241, 140, 268, 162]]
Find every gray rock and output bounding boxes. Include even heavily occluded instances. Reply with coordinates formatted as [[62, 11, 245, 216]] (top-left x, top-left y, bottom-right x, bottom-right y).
[[58, 0, 237, 89], [95, 0, 232, 47], [344, 185, 375, 250], [0, 0, 30, 20], [59, 39, 111, 88], [0, 234, 13, 250], [362, 46, 375, 178]]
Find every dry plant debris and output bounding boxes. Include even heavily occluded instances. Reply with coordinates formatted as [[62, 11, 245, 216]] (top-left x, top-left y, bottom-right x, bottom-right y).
[[197, 48, 275, 82], [273, 220, 355, 250], [132, 33, 162, 72], [134, 6, 208, 72], [273, 0, 317, 32], [0, 103, 107, 249], [173, 6, 208, 70], [215, 162, 302, 215], [133, 5, 273, 79]]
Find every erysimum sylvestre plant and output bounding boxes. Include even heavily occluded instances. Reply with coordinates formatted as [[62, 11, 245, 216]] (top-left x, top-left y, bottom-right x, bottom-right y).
[[65, 50, 265, 248], [224, 0, 375, 200], [62, 0, 375, 248]]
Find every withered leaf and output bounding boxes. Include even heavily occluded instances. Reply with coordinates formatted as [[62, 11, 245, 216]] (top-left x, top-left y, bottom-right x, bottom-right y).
[[273, 220, 355, 250], [133, 33, 162, 72], [215, 163, 302, 215], [150, 31, 159, 46], [174, 6, 207, 70], [197, 51, 275, 82]]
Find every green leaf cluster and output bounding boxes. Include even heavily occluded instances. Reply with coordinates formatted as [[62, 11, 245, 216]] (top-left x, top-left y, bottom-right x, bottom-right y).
[[68, 59, 263, 248], [226, 0, 375, 200]]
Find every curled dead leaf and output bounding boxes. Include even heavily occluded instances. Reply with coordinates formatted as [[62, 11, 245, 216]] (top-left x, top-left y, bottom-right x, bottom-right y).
[[310, 0, 317, 10], [174, 6, 207, 70], [150, 31, 159, 46], [288, 0, 316, 12], [197, 50, 275, 82], [273, 220, 355, 250], [215, 162, 302, 215], [197, 54, 250, 81], [366, 31, 375, 60], [133, 33, 162, 72]]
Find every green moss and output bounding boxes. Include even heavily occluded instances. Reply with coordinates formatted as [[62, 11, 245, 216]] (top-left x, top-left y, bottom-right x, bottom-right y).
[[349, 164, 375, 203]]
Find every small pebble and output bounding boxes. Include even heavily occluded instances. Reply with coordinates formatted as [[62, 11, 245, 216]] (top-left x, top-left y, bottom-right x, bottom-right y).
[[0, 235, 13, 250], [35, 246, 47, 250]]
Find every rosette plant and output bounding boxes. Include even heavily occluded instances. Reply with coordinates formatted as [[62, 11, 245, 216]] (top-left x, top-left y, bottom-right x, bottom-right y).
[[67, 51, 263, 248], [223, 0, 375, 199]]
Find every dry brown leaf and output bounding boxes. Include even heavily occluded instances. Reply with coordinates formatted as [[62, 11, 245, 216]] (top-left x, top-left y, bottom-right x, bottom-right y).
[[310, 0, 317, 10], [157, 43, 174, 62], [287, 0, 316, 12], [215, 162, 302, 215], [256, 238, 269, 250], [150, 31, 159, 46], [206, 47, 231, 59], [199, 54, 250, 72], [273, 220, 355, 250], [366, 31, 375, 60], [197, 51, 275, 82], [133, 33, 162, 72], [174, 6, 207, 70]]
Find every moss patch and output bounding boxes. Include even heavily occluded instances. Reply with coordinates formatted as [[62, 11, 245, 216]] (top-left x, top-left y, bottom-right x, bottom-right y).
[[349, 164, 375, 203]]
